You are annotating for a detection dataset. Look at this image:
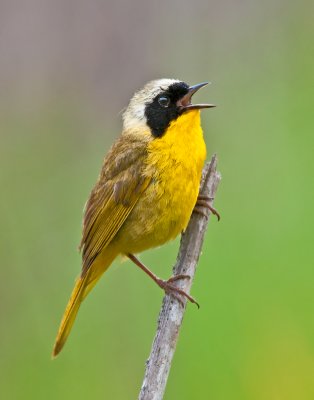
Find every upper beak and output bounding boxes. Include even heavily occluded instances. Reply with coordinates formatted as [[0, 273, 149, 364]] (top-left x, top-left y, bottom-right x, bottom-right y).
[[178, 82, 216, 112]]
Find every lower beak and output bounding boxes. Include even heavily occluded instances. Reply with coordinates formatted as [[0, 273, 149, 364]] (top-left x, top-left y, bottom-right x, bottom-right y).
[[178, 82, 215, 111]]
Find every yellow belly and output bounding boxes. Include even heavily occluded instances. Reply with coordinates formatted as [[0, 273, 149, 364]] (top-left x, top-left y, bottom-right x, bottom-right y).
[[115, 110, 206, 254]]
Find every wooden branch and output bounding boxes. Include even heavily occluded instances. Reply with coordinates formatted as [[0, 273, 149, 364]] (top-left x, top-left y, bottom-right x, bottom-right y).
[[138, 155, 221, 400]]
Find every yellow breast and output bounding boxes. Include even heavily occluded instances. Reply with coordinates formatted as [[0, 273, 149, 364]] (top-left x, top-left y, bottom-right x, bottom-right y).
[[118, 110, 206, 254], [147, 109, 206, 232]]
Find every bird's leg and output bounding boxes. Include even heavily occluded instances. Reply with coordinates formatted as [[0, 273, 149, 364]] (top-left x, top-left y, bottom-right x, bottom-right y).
[[127, 253, 199, 308], [194, 195, 220, 221]]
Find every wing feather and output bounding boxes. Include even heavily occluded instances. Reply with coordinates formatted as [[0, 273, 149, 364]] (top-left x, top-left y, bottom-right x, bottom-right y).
[[79, 134, 151, 275]]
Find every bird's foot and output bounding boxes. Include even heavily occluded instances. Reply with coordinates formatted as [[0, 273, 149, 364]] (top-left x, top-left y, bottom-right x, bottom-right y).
[[194, 195, 220, 221], [156, 274, 199, 308], [127, 254, 199, 308]]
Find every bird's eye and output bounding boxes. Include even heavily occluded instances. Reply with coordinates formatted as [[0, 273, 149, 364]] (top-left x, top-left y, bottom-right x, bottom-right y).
[[158, 96, 170, 108]]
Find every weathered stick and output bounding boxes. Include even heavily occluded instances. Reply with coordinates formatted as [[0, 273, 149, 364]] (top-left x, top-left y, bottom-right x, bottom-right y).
[[138, 155, 221, 400]]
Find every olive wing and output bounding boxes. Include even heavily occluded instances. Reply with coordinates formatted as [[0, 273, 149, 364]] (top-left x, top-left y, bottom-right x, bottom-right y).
[[79, 135, 151, 275]]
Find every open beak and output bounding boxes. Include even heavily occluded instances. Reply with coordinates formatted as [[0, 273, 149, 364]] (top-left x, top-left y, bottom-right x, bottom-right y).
[[178, 82, 215, 112]]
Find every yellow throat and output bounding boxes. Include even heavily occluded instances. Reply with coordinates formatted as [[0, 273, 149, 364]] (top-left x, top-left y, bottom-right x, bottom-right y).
[[147, 109, 206, 177]]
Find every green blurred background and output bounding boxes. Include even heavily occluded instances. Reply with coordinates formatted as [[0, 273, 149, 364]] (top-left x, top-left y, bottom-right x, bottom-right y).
[[1, 1, 314, 399]]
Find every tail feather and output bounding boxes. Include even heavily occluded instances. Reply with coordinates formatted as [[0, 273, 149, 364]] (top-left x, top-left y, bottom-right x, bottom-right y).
[[52, 271, 91, 357], [52, 250, 116, 357]]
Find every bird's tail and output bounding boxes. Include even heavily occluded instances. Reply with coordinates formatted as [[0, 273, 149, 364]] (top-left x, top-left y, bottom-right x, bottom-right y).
[[52, 250, 116, 357]]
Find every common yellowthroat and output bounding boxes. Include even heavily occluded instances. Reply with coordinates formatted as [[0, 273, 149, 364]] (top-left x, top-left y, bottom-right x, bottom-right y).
[[52, 79, 216, 357]]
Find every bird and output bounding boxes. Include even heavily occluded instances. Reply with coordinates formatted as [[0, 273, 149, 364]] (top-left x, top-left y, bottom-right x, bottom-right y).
[[52, 78, 217, 357]]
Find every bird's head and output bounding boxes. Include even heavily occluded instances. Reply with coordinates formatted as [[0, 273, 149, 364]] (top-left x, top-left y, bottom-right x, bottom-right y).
[[122, 79, 215, 137]]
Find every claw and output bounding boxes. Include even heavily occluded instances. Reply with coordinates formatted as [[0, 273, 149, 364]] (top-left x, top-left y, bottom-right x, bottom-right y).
[[156, 277, 200, 308], [127, 254, 199, 308], [194, 196, 220, 221], [167, 274, 191, 283]]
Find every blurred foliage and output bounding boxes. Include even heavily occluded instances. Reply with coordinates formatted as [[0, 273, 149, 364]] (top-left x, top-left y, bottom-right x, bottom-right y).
[[1, 1, 314, 399]]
